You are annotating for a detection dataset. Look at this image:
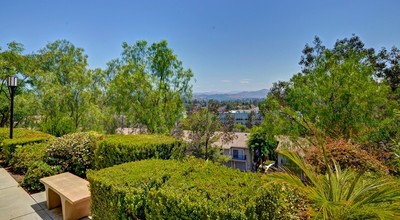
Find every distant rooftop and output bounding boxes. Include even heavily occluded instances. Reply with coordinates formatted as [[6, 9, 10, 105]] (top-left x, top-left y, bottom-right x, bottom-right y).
[[227, 107, 260, 114], [182, 131, 250, 149], [212, 132, 249, 149]]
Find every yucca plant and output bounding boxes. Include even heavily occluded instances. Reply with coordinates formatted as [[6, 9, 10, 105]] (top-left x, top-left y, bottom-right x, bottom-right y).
[[270, 149, 400, 219]]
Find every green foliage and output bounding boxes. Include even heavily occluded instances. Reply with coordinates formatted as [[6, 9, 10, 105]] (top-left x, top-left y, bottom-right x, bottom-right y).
[[254, 35, 400, 173], [107, 40, 193, 134], [0, 128, 53, 163], [288, 48, 390, 140], [248, 126, 278, 171], [0, 42, 38, 128], [255, 184, 308, 220], [87, 158, 303, 219], [270, 150, 400, 219], [21, 161, 61, 193], [233, 123, 250, 132], [40, 116, 75, 137], [45, 132, 102, 177], [33, 40, 105, 136], [388, 138, 400, 175], [259, 35, 398, 147], [1, 39, 192, 135], [376, 46, 400, 92], [182, 107, 236, 161], [94, 134, 186, 169], [9, 143, 47, 174]]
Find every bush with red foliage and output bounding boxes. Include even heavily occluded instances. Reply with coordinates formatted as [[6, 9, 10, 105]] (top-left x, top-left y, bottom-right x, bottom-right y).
[[304, 138, 388, 175]]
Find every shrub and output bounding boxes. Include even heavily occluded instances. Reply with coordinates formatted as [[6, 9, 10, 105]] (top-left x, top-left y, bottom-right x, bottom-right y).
[[87, 158, 303, 219], [304, 138, 388, 175], [45, 132, 102, 177], [94, 134, 186, 169], [21, 161, 61, 193], [9, 143, 47, 174], [0, 128, 53, 163], [40, 116, 76, 137]]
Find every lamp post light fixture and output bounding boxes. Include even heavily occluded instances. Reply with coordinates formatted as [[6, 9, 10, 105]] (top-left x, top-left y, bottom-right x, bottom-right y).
[[8, 75, 18, 139]]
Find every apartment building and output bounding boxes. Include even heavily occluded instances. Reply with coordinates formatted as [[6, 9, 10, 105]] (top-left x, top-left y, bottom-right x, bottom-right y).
[[219, 108, 263, 126]]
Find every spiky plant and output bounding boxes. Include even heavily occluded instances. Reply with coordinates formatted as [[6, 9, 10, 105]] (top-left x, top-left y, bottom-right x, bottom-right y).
[[270, 150, 400, 219]]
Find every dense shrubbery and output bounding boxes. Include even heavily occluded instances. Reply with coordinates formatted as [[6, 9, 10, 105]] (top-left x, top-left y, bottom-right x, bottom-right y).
[[88, 158, 303, 219], [10, 143, 47, 174], [304, 138, 388, 175], [0, 128, 53, 163], [45, 132, 102, 177], [21, 161, 61, 193], [94, 134, 186, 169]]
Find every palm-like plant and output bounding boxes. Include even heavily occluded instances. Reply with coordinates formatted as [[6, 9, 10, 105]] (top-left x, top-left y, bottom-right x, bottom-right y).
[[270, 150, 400, 219]]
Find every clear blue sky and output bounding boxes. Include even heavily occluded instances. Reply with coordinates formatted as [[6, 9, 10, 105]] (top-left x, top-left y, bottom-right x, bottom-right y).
[[1, 0, 400, 93]]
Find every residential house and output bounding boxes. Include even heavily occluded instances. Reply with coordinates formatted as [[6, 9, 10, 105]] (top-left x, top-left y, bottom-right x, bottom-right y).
[[213, 132, 253, 171], [182, 131, 254, 171]]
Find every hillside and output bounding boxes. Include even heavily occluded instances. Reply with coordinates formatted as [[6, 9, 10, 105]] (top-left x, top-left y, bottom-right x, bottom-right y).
[[194, 89, 268, 101]]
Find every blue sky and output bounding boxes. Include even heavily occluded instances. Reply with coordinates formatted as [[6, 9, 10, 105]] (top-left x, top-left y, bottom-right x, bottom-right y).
[[1, 1, 400, 93]]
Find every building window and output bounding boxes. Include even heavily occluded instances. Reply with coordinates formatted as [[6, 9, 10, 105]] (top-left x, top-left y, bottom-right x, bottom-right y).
[[232, 149, 245, 160]]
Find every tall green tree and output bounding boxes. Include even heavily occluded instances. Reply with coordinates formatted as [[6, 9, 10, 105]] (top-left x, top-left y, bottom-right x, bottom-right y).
[[260, 35, 395, 145], [0, 41, 38, 128], [288, 49, 389, 140], [33, 40, 103, 136], [376, 46, 400, 94], [182, 105, 236, 161], [107, 40, 193, 134]]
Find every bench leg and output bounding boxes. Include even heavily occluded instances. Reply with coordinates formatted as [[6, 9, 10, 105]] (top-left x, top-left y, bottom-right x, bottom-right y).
[[61, 197, 91, 220], [45, 186, 61, 209]]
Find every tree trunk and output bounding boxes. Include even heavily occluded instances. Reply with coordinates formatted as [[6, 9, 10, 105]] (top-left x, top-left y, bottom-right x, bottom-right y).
[[0, 112, 9, 127]]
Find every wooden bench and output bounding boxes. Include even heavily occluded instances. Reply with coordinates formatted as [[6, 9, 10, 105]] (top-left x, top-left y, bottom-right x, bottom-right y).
[[40, 172, 91, 220]]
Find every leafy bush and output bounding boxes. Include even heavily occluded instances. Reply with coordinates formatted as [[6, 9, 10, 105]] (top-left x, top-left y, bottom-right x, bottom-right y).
[[45, 132, 102, 177], [87, 158, 303, 219], [304, 138, 388, 175], [9, 143, 47, 174], [21, 161, 61, 193], [0, 128, 53, 163], [40, 116, 76, 137], [94, 134, 186, 169]]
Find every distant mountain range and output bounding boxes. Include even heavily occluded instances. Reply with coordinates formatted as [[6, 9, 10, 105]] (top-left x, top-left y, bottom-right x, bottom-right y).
[[194, 89, 268, 101]]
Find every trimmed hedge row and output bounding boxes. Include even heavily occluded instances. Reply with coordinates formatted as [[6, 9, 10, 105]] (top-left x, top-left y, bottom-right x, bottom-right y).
[[10, 132, 100, 193], [88, 158, 302, 220], [0, 128, 53, 163], [94, 134, 186, 169]]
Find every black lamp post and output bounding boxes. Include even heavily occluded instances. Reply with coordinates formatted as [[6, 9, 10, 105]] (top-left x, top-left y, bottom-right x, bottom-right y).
[[8, 75, 17, 139]]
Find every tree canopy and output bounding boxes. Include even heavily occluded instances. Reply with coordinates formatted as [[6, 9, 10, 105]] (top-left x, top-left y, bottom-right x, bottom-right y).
[[0, 39, 194, 136], [257, 35, 399, 144], [106, 40, 193, 134], [252, 35, 400, 176]]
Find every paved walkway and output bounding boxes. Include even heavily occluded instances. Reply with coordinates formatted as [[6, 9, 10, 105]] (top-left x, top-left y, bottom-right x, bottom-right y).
[[0, 168, 64, 220]]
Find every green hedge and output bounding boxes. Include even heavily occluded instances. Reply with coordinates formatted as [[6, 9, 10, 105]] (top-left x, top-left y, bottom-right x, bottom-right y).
[[21, 161, 61, 193], [87, 158, 302, 220], [46, 132, 102, 177], [10, 143, 47, 174], [0, 128, 53, 163], [94, 134, 186, 169]]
